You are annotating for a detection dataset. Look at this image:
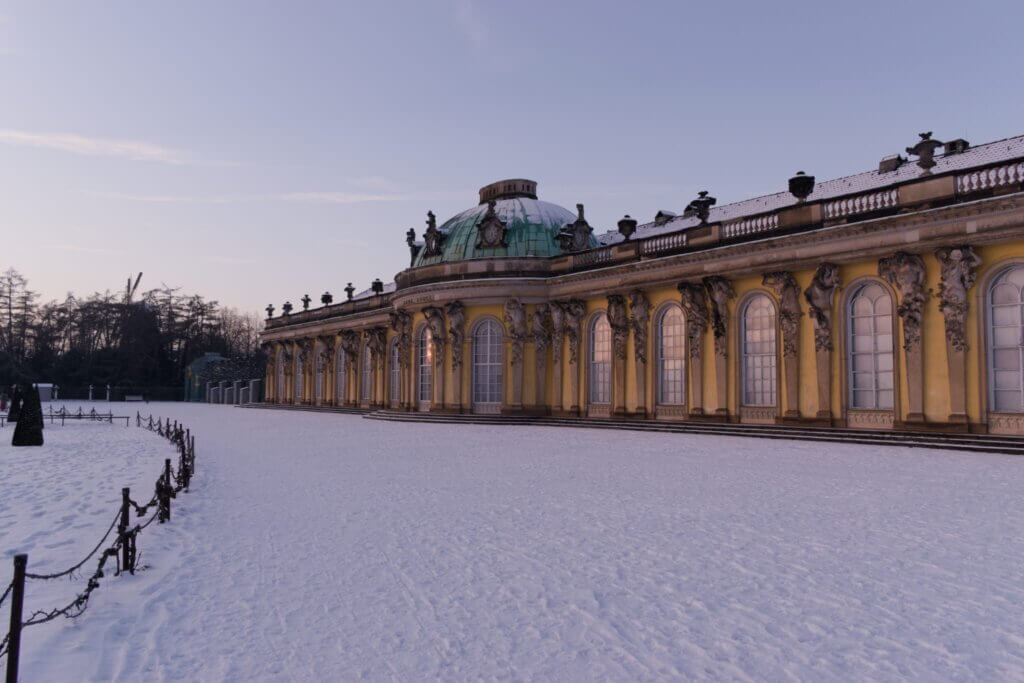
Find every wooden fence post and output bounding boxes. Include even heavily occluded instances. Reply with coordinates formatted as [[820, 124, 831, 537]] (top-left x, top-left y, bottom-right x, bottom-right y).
[[6, 554, 27, 683], [119, 488, 131, 574]]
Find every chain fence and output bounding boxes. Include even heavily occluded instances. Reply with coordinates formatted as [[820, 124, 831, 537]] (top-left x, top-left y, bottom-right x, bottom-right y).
[[1, 414, 198, 678]]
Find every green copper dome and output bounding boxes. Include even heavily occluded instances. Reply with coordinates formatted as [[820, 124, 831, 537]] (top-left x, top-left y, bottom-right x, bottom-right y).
[[412, 179, 597, 267]]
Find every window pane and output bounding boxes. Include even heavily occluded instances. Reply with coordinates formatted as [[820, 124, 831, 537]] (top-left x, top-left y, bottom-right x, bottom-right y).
[[994, 348, 1020, 371]]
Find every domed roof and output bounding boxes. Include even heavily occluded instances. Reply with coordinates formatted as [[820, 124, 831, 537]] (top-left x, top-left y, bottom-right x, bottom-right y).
[[412, 179, 597, 267]]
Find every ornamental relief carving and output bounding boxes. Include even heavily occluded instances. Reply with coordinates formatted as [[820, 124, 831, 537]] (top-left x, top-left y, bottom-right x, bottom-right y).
[[367, 327, 388, 361], [445, 301, 466, 368], [549, 301, 565, 351], [805, 263, 839, 352], [677, 282, 708, 361], [422, 306, 446, 362], [628, 289, 651, 364], [503, 298, 527, 367], [935, 245, 982, 353], [388, 310, 413, 367], [703, 276, 735, 357], [475, 200, 508, 249], [606, 294, 629, 361], [339, 330, 360, 361], [560, 299, 586, 365], [878, 252, 928, 352], [762, 272, 802, 358], [531, 303, 552, 354]]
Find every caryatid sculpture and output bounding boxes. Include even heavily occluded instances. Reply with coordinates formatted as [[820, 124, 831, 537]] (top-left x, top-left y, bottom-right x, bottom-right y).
[[804, 263, 839, 352], [935, 246, 982, 352], [628, 290, 651, 365], [678, 283, 709, 361], [878, 251, 928, 351], [606, 294, 629, 361], [702, 276, 735, 357], [762, 272, 802, 358], [445, 301, 466, 369], [503, 298, 527, 367]]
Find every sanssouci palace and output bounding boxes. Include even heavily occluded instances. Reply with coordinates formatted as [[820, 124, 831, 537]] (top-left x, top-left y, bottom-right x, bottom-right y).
[[259, 131, 1024, 435]]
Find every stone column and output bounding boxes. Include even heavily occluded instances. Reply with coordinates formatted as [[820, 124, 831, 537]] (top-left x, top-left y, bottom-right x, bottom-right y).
[[764, 272, 803, 419], [550, 303, 565, 412], [879, 252, 928, 425], [446, 302, 466, 411], [563, 300, 585, 415], [628, 290, 651, 418], [804, 263, 839, 422], [504, 298, 527, 411], [322, 337, 336, 406], [935, 246, 982, 425], [530, 304, 552, 412], [607, 294, 629, 416], [703, 276, 735, 417], [423, 307, 446, 410], [678, 282, 709, 415]]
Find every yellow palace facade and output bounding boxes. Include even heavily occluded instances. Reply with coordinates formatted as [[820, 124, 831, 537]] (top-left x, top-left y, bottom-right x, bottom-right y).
[[260, 132, 1024, 435]]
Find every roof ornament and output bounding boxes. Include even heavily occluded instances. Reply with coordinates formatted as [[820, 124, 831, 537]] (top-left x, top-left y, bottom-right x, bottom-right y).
[[788, 171, 816, 202], [265, 304, 275, 319], [405, 227, 421, 266], [301, 294, 311, 311], [617, 215, 638, 241], [321, 292, 333, 306], [906, 132, 944, 174], [557, 203, 594, 253], [371, 278, 385, 295], [422, 210, 444, 257], [683, 191, 716, 225], [282, 301, 293, 315], [475, 199, 508, 249], [344, 282, 355, 300]]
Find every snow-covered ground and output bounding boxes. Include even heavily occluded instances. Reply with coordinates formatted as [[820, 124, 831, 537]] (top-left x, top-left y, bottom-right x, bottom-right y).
[[2, 401, 1024, 681]]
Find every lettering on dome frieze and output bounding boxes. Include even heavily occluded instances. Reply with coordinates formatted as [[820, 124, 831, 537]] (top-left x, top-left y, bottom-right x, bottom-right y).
[[422, 210, 444, 257], [475, 200, 508, 249]]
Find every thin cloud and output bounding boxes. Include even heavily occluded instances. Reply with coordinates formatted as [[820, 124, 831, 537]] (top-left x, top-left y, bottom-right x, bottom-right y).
[[83, 190, 244, 203], [0, 128, 221, 165], [42, 243, 123, 256], [453, 0, 487, 46]]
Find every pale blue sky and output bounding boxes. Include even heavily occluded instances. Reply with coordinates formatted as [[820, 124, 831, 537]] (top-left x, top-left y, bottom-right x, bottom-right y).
[[1, 0, 1021, 312]]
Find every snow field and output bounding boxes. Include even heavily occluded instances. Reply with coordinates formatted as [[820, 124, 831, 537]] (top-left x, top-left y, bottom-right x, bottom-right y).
[[2, 401, 1024, 681]]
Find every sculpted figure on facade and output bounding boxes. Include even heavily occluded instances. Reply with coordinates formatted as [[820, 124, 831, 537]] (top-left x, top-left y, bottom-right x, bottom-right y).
[[445, 301, 466, 368], [606, 294, 629, 360], [281, 347, 293, 376], [422, 306, 446, 362], [763, 271, 802, 358], [677, 282, 708, 361], [503, 298, 527, 367], [702, 276, 735, 356], [388, 310, 413, 367], [935, 245, 982, 352], [562, 299, 586, 365], [339, 330, 360, 362], [628, 289, 651, 364], [804, 263, 839, 352], [878, 251, 928, 351], [531, 303, 552, 354], [549, 300, 566, 351], [367, 327, 387, 362]]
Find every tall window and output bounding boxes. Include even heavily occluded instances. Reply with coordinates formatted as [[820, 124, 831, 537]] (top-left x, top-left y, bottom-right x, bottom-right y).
[[742, 294, 778, 406], [589, 313, 611, 404], [361, 344, 373, 402], [276, 349, 286, 400], [657, 305, 686, 405], [849, 283, 894, 409], [390, 338, 401, 404], [472, 319, 503, 408], [335, 347, 347, 404], [294, 353, 304, 403], [990, 266, 1024, 412], [314, 345, 324, 402], [418, 326, 433, 403]]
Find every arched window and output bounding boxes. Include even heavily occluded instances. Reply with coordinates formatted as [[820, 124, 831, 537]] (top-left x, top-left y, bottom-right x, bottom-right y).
[[418, 326, 433, 404], [472, 318, 503, 412], [656, 305, 685, 405], [589, 313, 611, 404], [276, 349, 286, 401], [335, 345, 347, 405], [389, 338, 401, 405], [989, 266, 1024, 412], [742, 294, 778, 406], [294, 352, 304, 403], [361, 343, 373, 402], [848, 282, 894, 409], [314, 344, 325, 403]]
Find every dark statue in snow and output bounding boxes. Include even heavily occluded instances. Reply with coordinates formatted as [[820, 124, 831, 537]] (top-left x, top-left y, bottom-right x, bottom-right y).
[[12, 384, 44, 446]]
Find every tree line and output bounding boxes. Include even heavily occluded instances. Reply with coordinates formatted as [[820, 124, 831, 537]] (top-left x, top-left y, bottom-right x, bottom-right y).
[[0, 267, 263, 397]]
